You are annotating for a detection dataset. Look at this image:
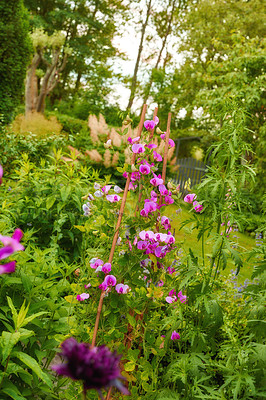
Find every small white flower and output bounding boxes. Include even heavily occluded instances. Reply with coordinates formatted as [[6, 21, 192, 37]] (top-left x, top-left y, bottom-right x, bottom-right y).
[[192, 106, 204, 119], [90, 258, 97, 264], [95, 266, 103, 272], [116, 237, 122, 245], [104, 139, 112, 148], [119, 250, 126, 256], [114, 185, 123, 193], [94, 183, 101, 190], [94, 190, 103, 198], [87, 193, 94, 201], [176, 108, 187, 120]]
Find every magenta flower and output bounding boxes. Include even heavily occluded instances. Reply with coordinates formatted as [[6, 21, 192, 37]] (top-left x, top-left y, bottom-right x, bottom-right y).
[[102, 263, 112, 274], [0, 229, 24, 252], [123, 172, 128, 178], [129, 182, 137, 191], [139, 164, 151, 175], [178, 291, 187, 303], [106, 194, 121, 203], [144, 120, 156, 131], [139, 230, 155, 241], [193, 201, 203, 212], [145, 143, 157, 149], [128, 136, 140, 144], [102, 185, 112, 194], [90, 259, 104, 269], [137, 241, 149, 250], [160, 134, 175, 147], [153, 151, 162, 162], [166, 296, 177, 304], [0, 261, 16, 275], [0, 165, 3, 185], [150, 174, 163, 186], [184, 193, 197, 203], [77, 293, 90, 301], [115, 284, 130, 294], [158, 280, 164, 287], [171, 331, 180, 340], [164, 195, 174, 205], [52, 338, 129, 396], [132, 143, 145, 154], [103, 275, 117, 287], [159, 184, 168, 196]]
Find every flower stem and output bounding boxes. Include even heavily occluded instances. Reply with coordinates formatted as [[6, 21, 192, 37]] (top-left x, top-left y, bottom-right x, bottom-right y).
[[82, 386, 87, 400]]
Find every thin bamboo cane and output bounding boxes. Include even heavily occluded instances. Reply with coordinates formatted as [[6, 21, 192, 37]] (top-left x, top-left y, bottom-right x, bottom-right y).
[[159, 113, 171, 207], [91, 104, 147, 349]]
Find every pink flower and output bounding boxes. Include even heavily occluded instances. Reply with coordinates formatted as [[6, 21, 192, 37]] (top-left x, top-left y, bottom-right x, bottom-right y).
[[145, 143, 157, 149], [106, 194, 121, 203], [77, 293, 90, 301], [123, 172, 128, 179], [166, 296, 177, 304], [102, 263, 112, 274], [193, 201, 203, 213], [84, 283, 91, 289], [132, 143, 145, 154], [169, 289, 176, 297], [164, 195, 174, 205], [184, 194, 197, 203], [137, 241, 149, 250], [150, 174, 164, 186], [160, 134, 166, 140], [99, 282, 108, 290], [114, 185, 123, 193], [129, 182, 137, 191], [158, 280, 164, 287], [0, 229, 24, 252], [144, 120, 156, 131], [153, 151, 162, 162], [171, 331, 180, 340], [90, 259, 104, 269], [168, 139, 175, 148], [0, 261, 16, 275], [115, 284, 130, 294], [103, 275, 117, 287], [139, 164, 151, 175], [102, 185, 112, 194], [128, 136, 140, 144], [159, 184, 168, 196], [178, 291, 187, 303], [139, 230, 155, 241], [155, 116, 159, 125]]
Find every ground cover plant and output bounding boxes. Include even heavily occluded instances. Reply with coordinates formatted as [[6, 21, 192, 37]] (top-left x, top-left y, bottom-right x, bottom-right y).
[[0, 102, 265, 400]]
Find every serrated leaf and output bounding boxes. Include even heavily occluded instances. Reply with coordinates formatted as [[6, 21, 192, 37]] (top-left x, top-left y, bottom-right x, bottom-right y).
[[6, 297, 18, 327], [13, 352, 52, 388]]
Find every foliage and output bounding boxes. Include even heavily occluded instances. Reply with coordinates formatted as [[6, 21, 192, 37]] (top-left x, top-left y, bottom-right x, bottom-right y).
[[0, 0, 32, 123]]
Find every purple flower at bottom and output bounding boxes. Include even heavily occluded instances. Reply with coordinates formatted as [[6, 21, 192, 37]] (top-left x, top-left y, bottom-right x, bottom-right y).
[[52, 338, 129, 397], [77, 293, 90, 301], [171, 331, 180, 340]]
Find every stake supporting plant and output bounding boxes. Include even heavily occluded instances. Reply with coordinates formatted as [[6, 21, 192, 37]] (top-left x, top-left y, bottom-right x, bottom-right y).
[[91, 104, 147, 346], [159, 112, 171, 207]]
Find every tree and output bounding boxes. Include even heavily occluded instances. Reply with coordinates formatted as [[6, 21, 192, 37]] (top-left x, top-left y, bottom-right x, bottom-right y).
[[25, 29, 70, 114], [0, 0, 32, 123]]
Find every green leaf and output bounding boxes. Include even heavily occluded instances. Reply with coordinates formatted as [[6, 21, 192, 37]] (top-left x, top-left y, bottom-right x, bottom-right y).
[[60, 186, 71, 202], [21, 311, 48, 328], [13, 352, 52, 388], [6, 297, 18, 328], [1, 331, 21, 362], [127, 313, 136, 328], [2, 388, 27, 400], [46, 196, 56, 210]]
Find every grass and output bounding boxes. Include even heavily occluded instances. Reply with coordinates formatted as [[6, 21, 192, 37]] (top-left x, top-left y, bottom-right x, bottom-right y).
[[164, 204, 256, 283]]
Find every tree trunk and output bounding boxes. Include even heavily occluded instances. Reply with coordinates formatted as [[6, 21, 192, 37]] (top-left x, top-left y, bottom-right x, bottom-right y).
[[142, 0, 177, 108], [25, 53, 41, 114], [126, 0, 153, 111]]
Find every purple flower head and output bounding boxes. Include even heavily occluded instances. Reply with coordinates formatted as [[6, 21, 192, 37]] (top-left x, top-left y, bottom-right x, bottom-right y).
[[132, 143, 145, 154], [168, 139, 175, 148], [150, 174, 164, 187], [171, 331, 180, 340], [137, 240, 149, 250], [52, 338, 129, 395], [103, 275, 117, 287], [102, 263, 112, 274], [115, 283, 130, 294], [0, 261, 16, 275], [184, 193, 197, 204], [106, 194, 121, 203], [139, 230, 155, 241], [145, 143, 157, 149], [139, 164, 151, 175], [144, 120, 156, 131], [164, 195, 174, 205], [77, 293, 90, 301], [0, 229, 24, 253], [153, 151, 162, 162]]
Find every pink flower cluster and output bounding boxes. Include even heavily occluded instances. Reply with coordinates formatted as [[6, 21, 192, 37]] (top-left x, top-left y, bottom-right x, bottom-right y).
[[166, 289, 187, 304], [0, 229, 24, 275], [134, 229, 175, 259]]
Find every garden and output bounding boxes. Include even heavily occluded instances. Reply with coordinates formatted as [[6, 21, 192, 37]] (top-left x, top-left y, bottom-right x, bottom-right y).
[[0, 1, 265, 399]]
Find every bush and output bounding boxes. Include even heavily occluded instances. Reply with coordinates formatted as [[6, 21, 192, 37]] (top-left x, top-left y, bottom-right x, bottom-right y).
[[51, 112, 87, 135], [10, 111, 62, 137]]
